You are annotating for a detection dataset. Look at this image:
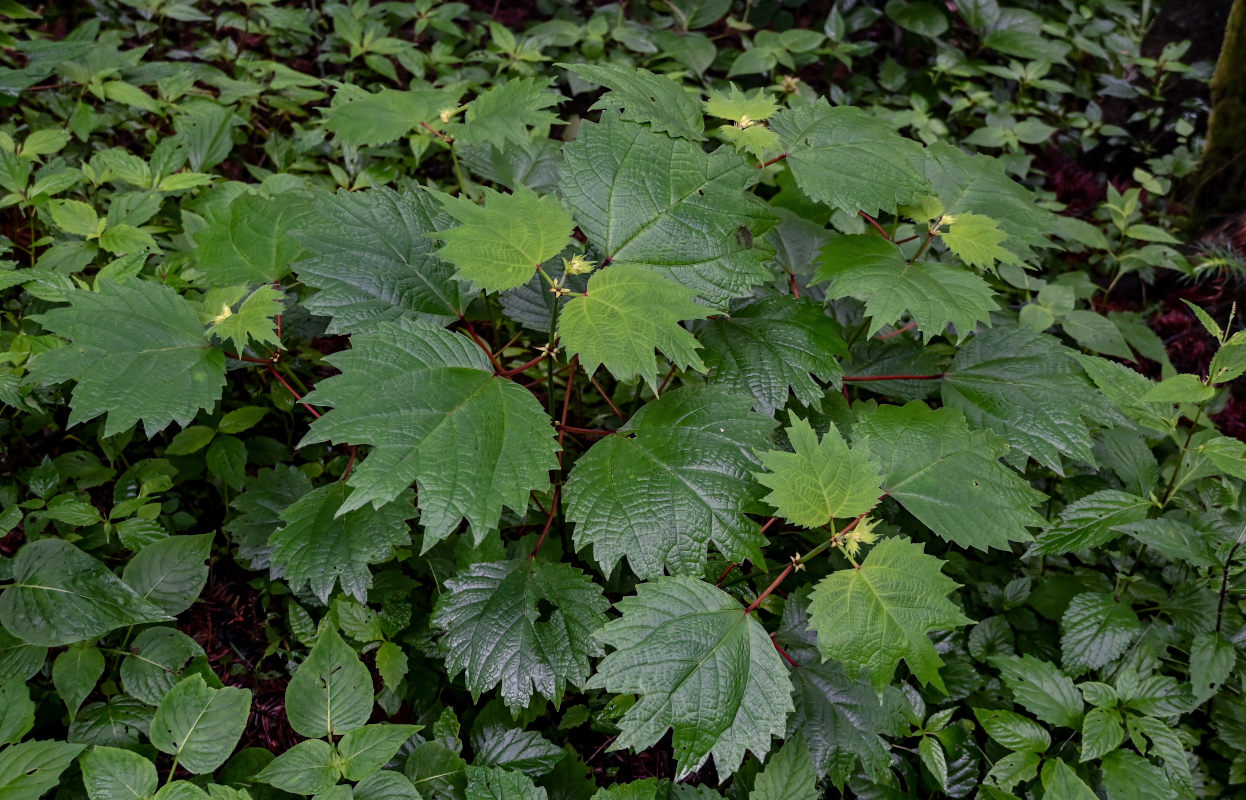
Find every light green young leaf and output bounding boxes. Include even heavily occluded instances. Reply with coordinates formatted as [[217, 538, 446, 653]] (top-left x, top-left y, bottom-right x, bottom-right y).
[[808, 537, 970, 690], [194, 193, 313, 286], [255, 739, 338, 794], [564, 387, 776, 579], [300, 317, 557, 546], [558, 265, 708, 390], [563, 63, 704, 141], [435, 185, 573, 293], [149, 675, 250, 774], [48, 199, 100, 238], [31, 278, 226, 437], [705, 85, 781, 126], [449, 78, 561, 149], [285, 628, 373, 739], [433, 559, 608, 711], [122, 533, 213, 615], [756, 416, 882, 528], [80, 746, 158, 800], [0, 539, 170, 646], [206, 285, 284, 355], [587, 576, 793, 779], [337, 724, 421, 781], [1062, 309, 1134, 361], [941, 212, 1018, 268], [749, 734, 817, 800], [1141, 373, 1215, 404]]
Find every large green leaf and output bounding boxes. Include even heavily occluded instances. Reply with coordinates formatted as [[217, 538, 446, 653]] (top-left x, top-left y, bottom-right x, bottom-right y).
[[301, 318, 558, 547], [562, 63, 705, 141], [0, 681, 34, 745], [695, 295, 846, 416], [770, 101, 931, 216], [814, 234, 996, 340], [30, 278, 226, 437], [558, 265, 709, 389], [433, 559, 608, 711], [749, 735, 817, 800], [255, 739, 338, 794], [587, 576, 793, 779], [808, 537, 969, 690], [0, 539, 170, 646], [284, 628, 373, 739], [448, 77, 561, 149], [270, 483, 414, 603], [0, 741, 86, 800], [564, 387, 776, 579], [1028, 490, 1152, 555], [119, 627, 205, 706], [854, 402, 1046, 550], [990, 655, 1083, 729], [193, 191, 313, 286], [80, 746, 157, 800], [121, 533, 213, 615], [559, 114, 777, 304], [321, 84, 459, 147], [292, 187, 463, 333], [1060, 592, 1139, 674], [756, 416, 882, 529], [464, 765, 548, 800], [337, 724, 421, 782], [149, 675, 250, 774]]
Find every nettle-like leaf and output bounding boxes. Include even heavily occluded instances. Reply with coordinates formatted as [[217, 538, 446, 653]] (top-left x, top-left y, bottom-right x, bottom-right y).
[[808, 537, 970, 690], [770, 100, 931, 216], [321, 84, 460, 147], [587, 576, 793, 779], [300, 317, 558, 547], [558, 265, 708, 389], [433, 559, 609, 711], [31, 277, 226, 437], [814, 234, 997, 339], [205, 284, 284, 355], [435, 185, 574, 293], [293, 187, 463, 333], [562, 63, 705, 141], [941, 212, 1016, 269], [696, 295, 846, 416], [564, 387, 776, 580], [855, 402, 1046, 550], [559, 113, 777, 304], [269, 483, 415, 603], [756, 416, 882, 529], [1028, 490, 1152, 555], [448, 77, 561, 149], [193, 191, 313, 286]]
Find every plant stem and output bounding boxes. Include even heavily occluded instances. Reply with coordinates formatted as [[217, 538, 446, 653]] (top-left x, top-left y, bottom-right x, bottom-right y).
[[858, 211, 893, 241], [268, 365, 321, 418], [1217, 526, 1246, 632]]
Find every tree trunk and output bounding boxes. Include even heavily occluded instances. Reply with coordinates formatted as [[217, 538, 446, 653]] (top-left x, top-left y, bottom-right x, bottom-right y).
[[1189, 0, 1246, 222]]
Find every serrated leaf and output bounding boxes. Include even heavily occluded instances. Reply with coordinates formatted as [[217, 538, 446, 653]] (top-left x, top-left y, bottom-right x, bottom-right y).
[[990, 655, 1083, 729], [30, 278, 226, 437], [464, 765, 547, 800], [434, 559, 607, 710], [564, 387, 776, 579], [293, 187, 463, 333], [756, 416, 882, 528], [1029, 490, 1151, 555], [285, 628, 373, 739], [149, 675, 250, 774], [705, 85, 780, 126], [808, 537, 969, 690], [771, 101, 931, 216], [120, 627, 205, 706], [206, 284, 284, 354], [122, 533, 212, 615], [942, 324, 1105, 471], [300, 317, 557, 546], [338, 724, 422, 781], [1079, 706, 1124, 762], [227, 465, 314, 571], [559, 114, 777, 304], [563, 63, 704, 141], [80, 746, 157, 800], [0, 539, 170, 646], [322, 85, 458, 147], [435, 186, 573, 293], [973, 708, 1050, 753], [855, 403, 1046, 550], [52, 645, 105, 720], [814, 234, 997, 339], [587, 576, 793, 779], [696, 295, 845, 415], [749, 734, 816, 800], [449, 78, 560, 149], [1190, 631, 1236, 704], [194, 192, 313, 286], [255, 739, 338, 794], [270, 483, 413, 604], [558, 266, 708, 389], [941, 212, 1017, 268], [1060, 592, 1140, 673], [469, 709, 564, 777]]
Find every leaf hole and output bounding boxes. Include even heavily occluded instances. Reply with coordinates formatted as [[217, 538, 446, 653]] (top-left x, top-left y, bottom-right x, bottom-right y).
[[536, 598, 558, 623]]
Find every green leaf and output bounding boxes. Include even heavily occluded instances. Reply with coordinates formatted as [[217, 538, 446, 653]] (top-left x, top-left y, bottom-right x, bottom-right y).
[[119, 627, 205, 706], [942, 324, 1105, 471], [1142, 373, 1215, 404], [1100, 750, 1178, 800], [0, 629, 46, 684], [808, 537, 969, 690], [206, 284, 284, 355], [559, 114, 777, 304], [1079, 706, 1124, 762], [1028, 490, 1151, 555], [300, 318, 557, 546], [987, 751, 1040, 792], [771, 101, 931, 216], [404, 741, 467, 799], [941, 213, 1018, 269], [31, 278, 226, 437], [0, 539, 170, 646], [292, 187, 463, 333], [564, 387, 776, 579], [164, 426, 215, 456], [1190, 631, 1235, 704], [756, 415, 882, 528], [0, 680, 35, 745], [464, 765, 547, 800], [449, 78, 560, 150], [1060, 592, 1140, 673], [354, 771, 423, 800], [586, 576, 793, 779], [1043, 759, 1098, 800], [814, 234, 997, 339], [255, 739, 338, 794], [1062, 310, 1134, 361], [696, 295, 846, 416], [122, 533, 213, 615], [193, 192, 312, 286], [562, 63, 704, 141], [705, 85, 780, 126], [80, 746, 158, 800], [990, 655, 1083, 729], [149, 675, 250, 774], [48, 199, 100, 238], [227, 465, 315, 571], [435, 186, 573, 293], [270, 483, 414, 603], [918, 735, 948, 791], [855, 403, 1046, 550], [749, 734, 817, 800], [433, 559, 608, 710], [468, 710, 564, 776], [52, 645, 105, 719], [972, 708, 1050, 753], [558, 266, 709, 389], [0, 741, 86, 799], [338, 724, 421, 781], [285, 628, 373, 739], [322, 85, 458, 147], [1128, 715, 1191, 793]]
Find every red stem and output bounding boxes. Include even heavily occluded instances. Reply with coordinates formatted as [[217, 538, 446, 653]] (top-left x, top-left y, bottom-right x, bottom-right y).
[[460, 317, 504, 372], [589, 375, 625, 420], [858, 211, 893, 241], [772, 638, 800, 669], [528, 485, 560, 559], [877, 321, 918, 340], [757, 152, 788, 169], [788, 271, 801, 298], [268, 365, 322, 418], [745, 564, 792, 615], [842, 373, 945, 382], [657, 364, 678, 395], [498, 351, 547, 378], [224, 352, 274, 364], [556, 424, 613, 438], [420, 120, 453, 142]]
